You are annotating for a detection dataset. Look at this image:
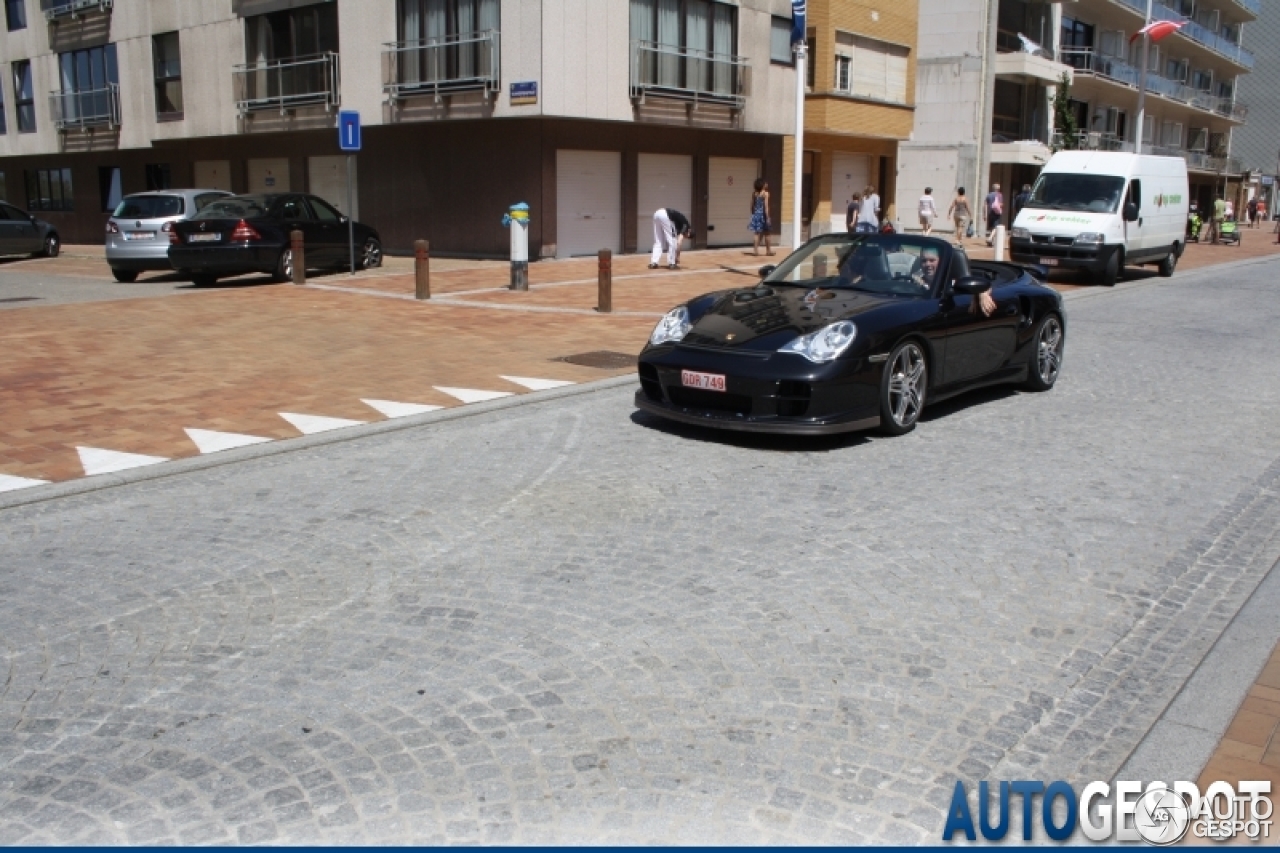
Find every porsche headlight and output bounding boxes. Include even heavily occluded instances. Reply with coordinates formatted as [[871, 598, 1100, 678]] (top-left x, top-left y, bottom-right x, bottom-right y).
[[1073, 232, 1105, 245], [649, 305, 692, 346], [779, 320, 857, 363], [1010, 227, 1030, 240]]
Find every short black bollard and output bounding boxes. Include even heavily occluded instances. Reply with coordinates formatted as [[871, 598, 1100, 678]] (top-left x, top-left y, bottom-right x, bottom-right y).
[[290, 229, 305, 285], [414, 239, 430, 300], [597, 249, 612, 313]]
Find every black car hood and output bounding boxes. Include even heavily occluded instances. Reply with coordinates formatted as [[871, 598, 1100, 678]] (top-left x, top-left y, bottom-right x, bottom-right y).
[[679, 284, 899, 351]]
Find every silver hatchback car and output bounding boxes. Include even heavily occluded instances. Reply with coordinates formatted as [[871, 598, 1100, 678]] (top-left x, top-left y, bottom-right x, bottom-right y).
[[105, 189, 231, 282]]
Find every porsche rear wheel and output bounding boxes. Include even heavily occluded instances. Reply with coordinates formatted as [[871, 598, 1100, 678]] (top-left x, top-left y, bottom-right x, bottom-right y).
[[1023, 313, 1064, 391], [879, 341, 927, 435]]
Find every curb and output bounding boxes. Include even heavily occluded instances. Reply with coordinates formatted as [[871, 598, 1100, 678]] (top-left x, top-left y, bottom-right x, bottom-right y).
[[0, 373, 639, 514]]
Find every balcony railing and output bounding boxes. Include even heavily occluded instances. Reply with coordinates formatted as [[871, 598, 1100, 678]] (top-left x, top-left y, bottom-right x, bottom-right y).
[[382, 30, 500, 102], [1052, 130, 1128, 151], [630, 40, 748, 110], [49, 83, 120, 130], [1109, 0, 1254, 68], [1227, 0, 1260, 18], [233, 52, 340, 116], [1060, 48, 1247, 122], [41, 0, 110, 20], [1051, 131, 1243, 172]]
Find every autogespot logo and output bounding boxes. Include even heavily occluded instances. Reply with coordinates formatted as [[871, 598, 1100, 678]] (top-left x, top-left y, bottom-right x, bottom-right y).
[[942, 780, 1273, 844]]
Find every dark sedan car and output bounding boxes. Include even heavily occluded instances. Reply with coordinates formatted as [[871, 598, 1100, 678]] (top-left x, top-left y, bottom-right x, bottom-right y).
[[168, 193, 381, 286], [0, 200, 60, 259], [635, 233, 1065, 436]]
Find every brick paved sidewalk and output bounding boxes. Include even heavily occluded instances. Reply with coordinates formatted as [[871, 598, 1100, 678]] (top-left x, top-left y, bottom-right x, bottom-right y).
[[1196, 642, 1280, 795]]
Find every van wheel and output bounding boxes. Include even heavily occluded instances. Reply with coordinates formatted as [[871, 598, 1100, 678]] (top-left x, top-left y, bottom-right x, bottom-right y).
[[111, 268, 139, 283], [1158, 247, 1177, 278], [1098, 250, 1120, 287]]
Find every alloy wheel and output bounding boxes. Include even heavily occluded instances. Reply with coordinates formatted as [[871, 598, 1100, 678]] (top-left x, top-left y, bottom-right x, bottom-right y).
[[1037, 316, 1063, 385], [888, 343, 926, 427]]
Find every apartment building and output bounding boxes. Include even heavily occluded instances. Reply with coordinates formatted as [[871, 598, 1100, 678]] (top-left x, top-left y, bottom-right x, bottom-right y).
[[1228, 1, 1277, 215], [897, 0, 1254, 236], [0, 0, 798, 257], [776, 0, 917, 239]]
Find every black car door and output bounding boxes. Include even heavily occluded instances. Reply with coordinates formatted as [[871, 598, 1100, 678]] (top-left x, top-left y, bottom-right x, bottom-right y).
[[276, 195, 322, 265], [304, 196, 346, 268], [936, 270, 1021, 388]]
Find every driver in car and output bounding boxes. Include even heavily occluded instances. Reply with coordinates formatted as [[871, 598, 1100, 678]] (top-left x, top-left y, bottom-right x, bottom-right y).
[[913, 246, 997, 316]]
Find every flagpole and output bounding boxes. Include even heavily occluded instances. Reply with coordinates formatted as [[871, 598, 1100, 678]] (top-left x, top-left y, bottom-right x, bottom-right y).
[[1135, 0, 1152, 154]]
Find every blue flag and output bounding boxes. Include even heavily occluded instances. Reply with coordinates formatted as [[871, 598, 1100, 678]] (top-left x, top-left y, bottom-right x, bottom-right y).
[[791, 0, 806, 44]]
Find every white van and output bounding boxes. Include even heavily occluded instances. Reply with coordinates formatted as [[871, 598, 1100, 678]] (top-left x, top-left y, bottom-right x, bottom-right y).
[[1009, 151, 1189, 285]]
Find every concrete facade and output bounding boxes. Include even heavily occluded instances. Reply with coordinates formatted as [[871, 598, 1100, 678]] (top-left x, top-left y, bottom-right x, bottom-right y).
[[0, 0, 798, 257], [1228, 1, 1279, 215]]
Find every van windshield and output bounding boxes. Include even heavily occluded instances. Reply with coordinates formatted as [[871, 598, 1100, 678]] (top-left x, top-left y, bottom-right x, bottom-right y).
[[1024, 174, 1126, 213]]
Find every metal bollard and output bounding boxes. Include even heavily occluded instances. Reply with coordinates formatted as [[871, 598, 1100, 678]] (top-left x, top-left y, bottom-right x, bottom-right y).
[[414, 239, 430, 300], [290, 229, 305, 284], [597, 249, 612, 313], [992, 225, 1007, 262]]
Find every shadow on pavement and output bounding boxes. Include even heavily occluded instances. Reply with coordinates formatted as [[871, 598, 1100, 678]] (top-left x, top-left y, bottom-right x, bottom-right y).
[[629, 409, 871, 453]]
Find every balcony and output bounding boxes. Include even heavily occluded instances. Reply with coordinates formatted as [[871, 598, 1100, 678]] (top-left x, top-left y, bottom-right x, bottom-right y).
[[1060, 48, 1247, 123], [1050, 131, 1243, 173], [382, 31, 500, 103], [40, 0, 110, 20], [1225, 0, 1260, 19], [1108, 0, 1254, 68], [1052, 130, 1128, 151], [629, 40, 748, 110], [994, 50, 1073, 84], [48, 83, 119, 130], [233, 53, 340, 117]]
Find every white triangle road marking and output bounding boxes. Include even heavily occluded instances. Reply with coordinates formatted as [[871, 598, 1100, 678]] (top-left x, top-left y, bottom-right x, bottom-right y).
[[77, 446, 169, 477], [500, 376, 577, 391], [433, 386, 515, 404], [185, 428, 273, 454], [279, 412, 367, 435], [0, 473, 50, 492], [361, 399, 444, 418]]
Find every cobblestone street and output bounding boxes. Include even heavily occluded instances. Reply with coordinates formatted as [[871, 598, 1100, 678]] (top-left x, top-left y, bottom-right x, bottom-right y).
[[1, 256, 1279, 843]]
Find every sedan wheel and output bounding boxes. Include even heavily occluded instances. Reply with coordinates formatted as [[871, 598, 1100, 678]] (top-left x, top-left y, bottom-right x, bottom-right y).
[[359, 237, 382, 270], [37, 233, 60, 258], [879, 341, 927, 435], [1024, 313, 1064, 391], [274, 248, 294, 283], [111, 268, 139, 283]]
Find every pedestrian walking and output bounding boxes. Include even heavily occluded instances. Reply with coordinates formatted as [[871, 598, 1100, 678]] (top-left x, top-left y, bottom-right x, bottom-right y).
[[918, 187, 938, 236], [948, 188, 973, 242], [1247, 196, 1258, 228], [984, 183, 1004, 245], [649, 208, 693, 269], [1256, 198, 1267, 227], [748, 179, 774, 256], [1013, 183, 1033, 223], [845, 193, 861, 232], [856, 184, 881, 234], [1225, 198, 1235, 221]]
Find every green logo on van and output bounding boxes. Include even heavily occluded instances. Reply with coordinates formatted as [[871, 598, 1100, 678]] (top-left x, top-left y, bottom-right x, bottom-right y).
[[1155, 194, 1183, 207]]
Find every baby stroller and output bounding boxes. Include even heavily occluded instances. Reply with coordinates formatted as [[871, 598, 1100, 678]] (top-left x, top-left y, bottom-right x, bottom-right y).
[[1186, 207, 1203, 242], [1218, 217, 1241, 246]]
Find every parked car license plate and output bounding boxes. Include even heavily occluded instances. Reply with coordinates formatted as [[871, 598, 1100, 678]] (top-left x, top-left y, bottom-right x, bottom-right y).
[[188, 233, 220, 242], [681, 370, 726, 392], [125, 231, 154, 240], [1038, 257, 1059, 266]]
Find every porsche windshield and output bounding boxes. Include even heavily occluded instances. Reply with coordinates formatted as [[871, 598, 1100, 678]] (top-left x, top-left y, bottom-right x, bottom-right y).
[[1023, 174, 1126, 213], [762, 235, 945, 296]]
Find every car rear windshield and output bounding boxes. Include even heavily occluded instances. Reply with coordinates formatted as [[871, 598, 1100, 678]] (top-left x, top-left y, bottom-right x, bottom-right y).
[[193, 197, 270, 220], [1024, 174, 1125, 213], [113, 195, 184, 219]]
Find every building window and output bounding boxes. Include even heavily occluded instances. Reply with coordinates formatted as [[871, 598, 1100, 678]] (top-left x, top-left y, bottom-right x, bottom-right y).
[[630, 0, 738, 94], [831, 31, 908, 104], [769, 16, 793, 65], [806, 32, 815, 89], [153, 31, 182, 119], [145, 163, 171, 190], [246, 4, 339, 64], [55, 44, 119, 127], [1160, 121, 1182, 148], [99, 166, 121, 212], [25, 168, 73, 211], [1164, 57, 1187, 83], [1190, 68, 1212, 92], [5, 0, 25, 31], [396, 0, 499, 83], [1187, 127, 1208, 151], [1059, 16, 1094, 65], [13, 61, 34, 132]]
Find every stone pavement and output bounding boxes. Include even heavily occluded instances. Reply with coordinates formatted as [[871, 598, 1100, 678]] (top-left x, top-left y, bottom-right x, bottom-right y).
[[1, 253, 1280, 843]]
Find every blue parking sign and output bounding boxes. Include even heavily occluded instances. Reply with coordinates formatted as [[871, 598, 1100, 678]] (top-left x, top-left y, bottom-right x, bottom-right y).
[[338, 110, 361, 151]]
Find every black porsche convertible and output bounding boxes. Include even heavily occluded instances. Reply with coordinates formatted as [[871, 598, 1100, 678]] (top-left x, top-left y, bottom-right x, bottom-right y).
[[635, 233, 1065, 436]]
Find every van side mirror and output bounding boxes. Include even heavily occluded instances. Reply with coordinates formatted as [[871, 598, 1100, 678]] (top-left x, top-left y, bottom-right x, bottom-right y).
[[1124, 203, 1139, 222], [952, 276, 991, 295]]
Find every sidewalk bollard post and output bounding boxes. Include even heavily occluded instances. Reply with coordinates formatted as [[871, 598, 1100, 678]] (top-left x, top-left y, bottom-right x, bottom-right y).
[[992, 225, 1007, 262], [290, 230, 305, 284], [414, 239, 430, 300], [597, 249, 612, 313]]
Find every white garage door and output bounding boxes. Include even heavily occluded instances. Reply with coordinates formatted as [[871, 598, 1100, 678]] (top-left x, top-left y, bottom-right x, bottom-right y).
[[830, 152, 870, 233], [707, 156, 760, 246], [308, 155, 357, 218], [247, 158, 291, 193], [636, 153, 693, 251], [556, 150, 621, 258], [193, 160, 232, 192]]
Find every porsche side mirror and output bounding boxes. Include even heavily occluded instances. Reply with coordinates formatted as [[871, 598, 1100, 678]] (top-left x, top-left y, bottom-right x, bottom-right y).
[[758, 265, 776, 278], [952, 276, 991, 295], [1124, 203, 1139, 222]]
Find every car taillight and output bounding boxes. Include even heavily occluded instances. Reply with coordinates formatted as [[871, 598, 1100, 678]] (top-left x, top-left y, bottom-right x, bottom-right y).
[[230, 219, 261, 241], [170, 228, 180, 245], [105, 221, 119, 234]]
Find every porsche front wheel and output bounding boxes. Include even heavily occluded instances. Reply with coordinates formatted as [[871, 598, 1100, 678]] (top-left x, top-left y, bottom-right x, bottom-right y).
[[879, 341, 927, 436]]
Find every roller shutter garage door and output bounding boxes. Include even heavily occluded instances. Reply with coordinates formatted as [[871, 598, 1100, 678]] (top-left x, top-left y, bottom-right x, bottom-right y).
[[707, 157, 759, 246], [247, 158, 291, 193], [830, 152, 870, 233], [193, 160, 232, 192], [556, 150, 622, 258], [308, 155, 357, 218], [636, 153, 693, 251]]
